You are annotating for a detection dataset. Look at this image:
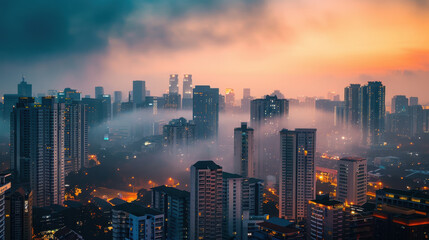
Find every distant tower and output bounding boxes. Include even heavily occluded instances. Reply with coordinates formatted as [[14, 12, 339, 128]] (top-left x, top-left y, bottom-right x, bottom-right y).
[[190, 161, 223, 240], [234, 122, 255, 178], [169, 74, 179, 95], [360, 81, 385, 145], [391, 95, 408, 114], [17, 76, 32, 97], [182, 74, 193, 109], [193, 86, 219, 140], [337, 157, 367, 206], [133, 80, 146, 106], [344, 84, 361, 128], [95, 86, 104, 99], [279, 128, 316, 220], [225, 88, 235, 111], [409, 97, 418, 106]]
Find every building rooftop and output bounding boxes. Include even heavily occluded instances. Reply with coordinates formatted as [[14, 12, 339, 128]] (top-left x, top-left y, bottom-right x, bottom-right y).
[[113, 203, 162, 217], [223, 172, 242, 179], [377, 188, 429, 200], [192, 160, 222, 170], [151, 186, 190, 199], [340, 157, 366, 162]]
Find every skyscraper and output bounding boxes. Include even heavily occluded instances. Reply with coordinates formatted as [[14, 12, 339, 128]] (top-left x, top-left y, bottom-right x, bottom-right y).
[[133, 80, 146, 107], [182, 74, 193, 109], [234, 122, 255, 178], [344, 84, 361, 127], [5, 186, 33, 240], [114, 91, 122, 103], [225, 88, 235, 111], [279, 128, 316, 220], [162, 118, 196, 156], [63, 101, 88, 174], [409, 97, 419, 106], [169, 74, 179, 94], [337, 157, 367, 206], [250, 95, 289, 178], [190, 161, 223, 240], [360, 81, 385, 145], [17, 77, 32, 97], [10, 97, 65, 207], [113, 91, 122, 118], [408, 104, 423, 137], [307, 195, 344, 240], [250, 95, 289, 128], [241, 88, 253, 112], [0, 174, 11, 240], [222, 172, 264, 240], [94, 86, 104, 99], [192, 86, 219, 140], [151, 186, 190, 240], [391, 95, 408, 114]]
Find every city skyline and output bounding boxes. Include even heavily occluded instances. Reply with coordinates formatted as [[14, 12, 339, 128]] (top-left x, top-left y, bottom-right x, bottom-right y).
[[0, 1, 429, 102]]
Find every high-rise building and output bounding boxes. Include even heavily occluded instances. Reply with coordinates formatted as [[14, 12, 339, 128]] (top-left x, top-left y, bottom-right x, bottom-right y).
[[192, 86, 219, 140], [0, 174, 11, 240], [57, 88, 81, 103], [2, 94, 19, 120], [17, 77, 32, 97], [95, 86, 104, 99], [112, 203, 164, 240], [279, 128, 316, 220], [360, 81, 385, 145], [82, 98, 104, 127], [241, 88, 253, 113], [409, 97, 419, 106], [250, 95, 289, 178], [250, 95, 289, 128], [63, 101, 88, 174], [101, 94, 112, 121], [133, 80, 146, 107], [344, 84, 361, 128], [225, 88, 235, 111], [5, 186, 33, 240], [162, 118, 196, 156], [114, 91, 122, 103], [222, 172, 264, 240], [163, 93, 181, 110], [10, 97, 65, 207], [408, 105, 423, 137], [151, 186, 190, 240], [337, 157, 367, 206], [190, 161, 223, 240], [391, 95, 408, 114], [182, 74, 193, 109], [169, 74, 179, 94], [234, 122, 255, 178], [307, 195, 344, 240]]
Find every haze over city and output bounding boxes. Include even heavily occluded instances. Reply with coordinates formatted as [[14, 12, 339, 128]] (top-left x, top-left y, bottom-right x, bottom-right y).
[[0, 1, 428, 240], [1, 0, 429, 102]]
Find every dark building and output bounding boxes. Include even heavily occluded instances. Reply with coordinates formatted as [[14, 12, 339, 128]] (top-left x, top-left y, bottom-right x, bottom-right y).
[[151, 186, 190, 240], [233, 122, 255, 178], [373, 205, 429, 240], [82, 98, 104, 127], [376, 188, 429, 213], [391, 95, 408, 114], [344, 84, 361, 128], [307, 195, 344, 240], [408, 104, 424, 137], [94, 86, 104, 99], [343, 204, 374, 240], [57, 88, 81, 103], [5, 186, 33, 240], [162, 118, 196, 156], [409, 97, 419, 106], [279, 129, 316, 220], [2, 94, 19, 120], [17, 77, 32, 97], [250, 95, 289, 178], [192, 86, 219, 140], [133, 80, 146, 107], [163, 93, 181, 110], [360, 81, 385, 146]]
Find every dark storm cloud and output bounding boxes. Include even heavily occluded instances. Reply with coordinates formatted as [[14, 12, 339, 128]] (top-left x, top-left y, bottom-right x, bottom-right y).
[[0, 0, 135, 61], [0, 0, 265, 62]]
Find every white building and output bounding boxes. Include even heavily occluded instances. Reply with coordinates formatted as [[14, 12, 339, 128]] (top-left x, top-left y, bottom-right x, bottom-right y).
[[337, 157, 367, 206]]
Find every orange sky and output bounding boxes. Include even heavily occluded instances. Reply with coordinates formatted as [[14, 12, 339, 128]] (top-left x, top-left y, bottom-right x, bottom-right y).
[[4, 0, 428, 104]]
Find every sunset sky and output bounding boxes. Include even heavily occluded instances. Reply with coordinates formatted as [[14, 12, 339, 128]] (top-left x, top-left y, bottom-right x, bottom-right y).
[[1, 0, 428, 103]]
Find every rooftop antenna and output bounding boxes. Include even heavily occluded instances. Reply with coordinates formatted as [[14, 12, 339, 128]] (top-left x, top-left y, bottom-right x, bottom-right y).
[[21, 74, 26, 82]]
